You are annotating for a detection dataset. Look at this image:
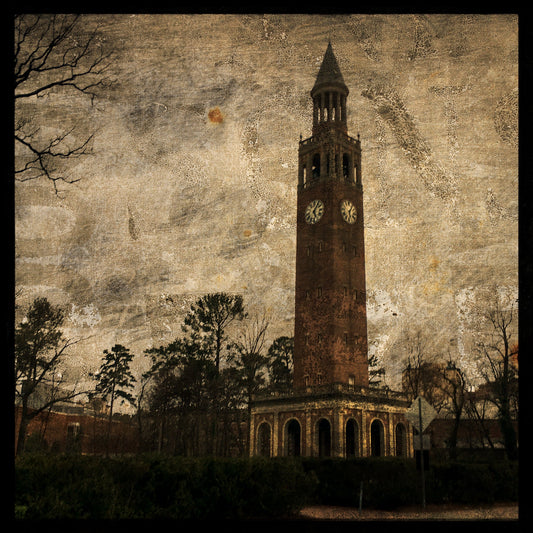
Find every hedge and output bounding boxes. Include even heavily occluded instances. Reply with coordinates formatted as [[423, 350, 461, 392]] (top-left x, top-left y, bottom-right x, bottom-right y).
[[15, 454, 317, 519], [15, 454, 518, 519], [301, 457, 519, 509]]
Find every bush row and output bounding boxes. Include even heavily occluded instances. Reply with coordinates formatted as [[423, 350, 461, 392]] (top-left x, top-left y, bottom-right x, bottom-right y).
[[301, 457, 519, 509], [15, 454, 316, 519], [15, 454, 518, 519]]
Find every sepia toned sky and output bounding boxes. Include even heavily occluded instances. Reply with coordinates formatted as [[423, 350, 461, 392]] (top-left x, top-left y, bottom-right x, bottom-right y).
[[15, 14, 518, 399]]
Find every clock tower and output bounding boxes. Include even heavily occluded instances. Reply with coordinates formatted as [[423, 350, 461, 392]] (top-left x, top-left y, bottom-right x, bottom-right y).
[[250, 43, 411, 459], [294, 42, 369, 390]]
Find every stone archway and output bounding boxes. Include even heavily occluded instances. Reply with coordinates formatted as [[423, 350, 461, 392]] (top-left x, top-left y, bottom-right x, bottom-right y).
[[317, 418, 331, 457], [345, 418, 359, 457], [395, 423, 407, 457], [257, 422, 271, 457], [370, 419, 385, 457], [285, 419, 301, 456]]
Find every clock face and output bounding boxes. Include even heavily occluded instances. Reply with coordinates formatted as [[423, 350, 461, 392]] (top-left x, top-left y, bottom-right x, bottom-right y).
[[341, 199, 357, 224], [305, 199, 324, 224]]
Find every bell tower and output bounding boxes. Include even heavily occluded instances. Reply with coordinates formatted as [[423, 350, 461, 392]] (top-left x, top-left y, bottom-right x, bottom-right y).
[[293, 42, 369, 389], [249, 42, 411, 460]]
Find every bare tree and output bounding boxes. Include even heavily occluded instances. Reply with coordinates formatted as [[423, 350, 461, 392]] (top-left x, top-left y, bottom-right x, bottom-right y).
[[475, 297, 518, 460], [464, 387, 496, 450], [437, 360, 469, 457], [14, 14, 114, 193], [228, 313, 270, 454], [368, 352, 386, 387], [400, 330, 447, 412]]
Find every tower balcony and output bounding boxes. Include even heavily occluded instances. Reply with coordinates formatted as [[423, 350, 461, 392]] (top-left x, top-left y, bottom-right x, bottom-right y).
[[252, 382, 409, 406], [299, 132, 360, 148]]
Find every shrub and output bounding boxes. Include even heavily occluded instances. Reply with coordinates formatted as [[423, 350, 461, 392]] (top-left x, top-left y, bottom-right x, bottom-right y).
[[15, 454, 316, 519], [302, 457, 419, 509], [301, 457, 518, 509], [426, 460, 519, 505], [15, 454, 518, 518]]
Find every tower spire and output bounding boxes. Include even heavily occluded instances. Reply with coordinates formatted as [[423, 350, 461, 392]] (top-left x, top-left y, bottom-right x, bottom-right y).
[[312, 42, 348, 95], [311, 42, 349, 135]]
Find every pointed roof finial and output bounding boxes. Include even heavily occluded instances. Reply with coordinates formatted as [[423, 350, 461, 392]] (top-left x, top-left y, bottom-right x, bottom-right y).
[[311, 41, 348, 96]]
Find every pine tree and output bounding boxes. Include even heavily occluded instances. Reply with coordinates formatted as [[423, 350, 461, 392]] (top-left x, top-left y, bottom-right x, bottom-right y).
[[92, 344, 136, 456]]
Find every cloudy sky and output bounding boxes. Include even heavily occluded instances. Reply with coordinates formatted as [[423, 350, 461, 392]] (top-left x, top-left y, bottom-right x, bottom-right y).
[[15, 14, 518, 396]]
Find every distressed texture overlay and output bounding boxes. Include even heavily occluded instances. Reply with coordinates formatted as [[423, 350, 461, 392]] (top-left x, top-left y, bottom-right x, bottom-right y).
[[15, 14, 518, 397]]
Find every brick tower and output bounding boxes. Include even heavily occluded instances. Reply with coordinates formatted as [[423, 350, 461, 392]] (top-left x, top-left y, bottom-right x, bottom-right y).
[[250, 43, 412, 459], [294, 42, 369, 390]]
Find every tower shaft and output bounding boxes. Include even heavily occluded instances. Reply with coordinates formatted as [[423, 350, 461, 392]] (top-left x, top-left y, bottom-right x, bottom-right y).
[[293, 43, 369, 389]]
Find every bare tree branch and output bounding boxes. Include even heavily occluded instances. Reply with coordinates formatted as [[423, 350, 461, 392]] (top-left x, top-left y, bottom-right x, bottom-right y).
[[14, 14, 115, 193]]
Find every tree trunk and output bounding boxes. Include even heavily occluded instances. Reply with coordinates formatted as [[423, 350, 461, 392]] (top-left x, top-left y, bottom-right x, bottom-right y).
[[447, 414, 461, 460], [499, 404, 518, 460], [16, 401, 30, 456], [106, 388, 115, 457], [157, 416, 164, 453]]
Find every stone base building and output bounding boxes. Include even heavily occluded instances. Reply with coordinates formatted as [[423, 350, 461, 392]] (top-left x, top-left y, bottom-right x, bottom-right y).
[[251, 384, 411, 458]]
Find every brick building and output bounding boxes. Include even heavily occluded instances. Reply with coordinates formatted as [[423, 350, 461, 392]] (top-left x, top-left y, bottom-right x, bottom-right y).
[[14, 395, 139, 455], [250, 43, 412, 458]]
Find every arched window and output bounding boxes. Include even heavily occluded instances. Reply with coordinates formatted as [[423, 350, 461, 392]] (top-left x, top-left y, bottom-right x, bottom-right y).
[[345, 418, 359, 457], [257, 422, 271, 457], [395, 423, 407, 457], [312, 154, 320, 178], [285, 419, 301, 456], [317, 418, 331, 457], [371, 419, 385, 457], [343, 154, 350, 179]]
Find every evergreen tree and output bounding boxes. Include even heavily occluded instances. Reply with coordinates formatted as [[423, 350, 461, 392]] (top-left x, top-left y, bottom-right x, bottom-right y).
[[266, 336, 294, 393], [15, 297, 82, 455], [92, 344, 136, 455]]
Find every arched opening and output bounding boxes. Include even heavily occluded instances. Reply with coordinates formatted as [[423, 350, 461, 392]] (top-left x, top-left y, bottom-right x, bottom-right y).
[[257, 422, 271, 457], [285, 419, 301, 457], [317, 418, 331, 457], [342, 154, 350, 179], [312, 154, 320, 179], [395, 423, 407, 457], [370, 419, 385, 457], [345, 418, 359, 457]]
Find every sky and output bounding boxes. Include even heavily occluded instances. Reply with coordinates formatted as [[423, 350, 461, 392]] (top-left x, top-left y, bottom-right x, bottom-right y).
[[15, 14, 518, 402]]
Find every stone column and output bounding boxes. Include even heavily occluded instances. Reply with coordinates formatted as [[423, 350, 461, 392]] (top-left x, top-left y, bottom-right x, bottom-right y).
[[361, 410, 367, 457], [249, 413, 256, 457], [334, 409, 343, 457], [305, 410, 312, 456], [388, 412, 394, 457], [272, 412, 279, 456]]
